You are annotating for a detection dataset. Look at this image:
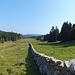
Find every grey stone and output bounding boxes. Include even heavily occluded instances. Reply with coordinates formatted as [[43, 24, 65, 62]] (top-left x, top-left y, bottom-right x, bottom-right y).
[[69, 59, 75, 74]]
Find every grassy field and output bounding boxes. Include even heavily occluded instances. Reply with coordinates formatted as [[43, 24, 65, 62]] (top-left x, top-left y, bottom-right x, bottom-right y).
[[30, 39, 75, 61], [0, 39, 42, 75], [0, 38, 75, 75]]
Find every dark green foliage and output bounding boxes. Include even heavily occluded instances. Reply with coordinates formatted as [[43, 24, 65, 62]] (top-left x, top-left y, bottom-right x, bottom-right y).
[[0, 30, 23, 43], [44, 26, 59, 42], [37, 35, 44, 41], [57, 33, 61, 41], [37, 36, 41, 40], [0, 37, 5, 43], [60, 22, 72, 42], [70, 24, 75, 40], [43, 34, 49, 41], [48, 26, 59, 42], [43, 21, 75, 42]]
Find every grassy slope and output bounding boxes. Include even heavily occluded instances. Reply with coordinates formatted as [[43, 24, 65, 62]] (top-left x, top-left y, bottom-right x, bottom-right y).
[[0, 39, 42, 75], [30, 39, 75, 61]]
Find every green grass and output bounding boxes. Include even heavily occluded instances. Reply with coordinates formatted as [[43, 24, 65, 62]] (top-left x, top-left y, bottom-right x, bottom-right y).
[[1, 38, 75, 75], [29, 39, 75, 61], [0, 39, 42, 75]]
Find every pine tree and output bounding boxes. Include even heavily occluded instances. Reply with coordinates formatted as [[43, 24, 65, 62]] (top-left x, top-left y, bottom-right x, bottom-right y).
[[60, 22, 72, 42]]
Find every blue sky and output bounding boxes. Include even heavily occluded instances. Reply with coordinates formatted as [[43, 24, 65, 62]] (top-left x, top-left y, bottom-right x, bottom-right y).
[[0, 0, 75, 34]]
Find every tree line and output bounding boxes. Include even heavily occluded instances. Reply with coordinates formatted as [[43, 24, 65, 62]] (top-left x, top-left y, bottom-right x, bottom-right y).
[[0, 30, 23, 43], [43, 21, 75, 42]]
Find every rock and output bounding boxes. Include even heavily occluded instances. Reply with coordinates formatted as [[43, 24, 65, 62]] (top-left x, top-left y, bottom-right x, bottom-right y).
[[64, 61, 70, 71], [69, 59, 75, 74], [54, 70, 59, 75]]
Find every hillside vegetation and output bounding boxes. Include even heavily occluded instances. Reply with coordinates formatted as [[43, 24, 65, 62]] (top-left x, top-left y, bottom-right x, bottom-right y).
[[0, 30, 23, 43], [43, 21, 75, 42]]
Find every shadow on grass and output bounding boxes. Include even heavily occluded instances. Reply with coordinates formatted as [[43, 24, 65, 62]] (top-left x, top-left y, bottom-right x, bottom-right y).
[[37, 41, 75, 47], [25, 48, 43, 75]]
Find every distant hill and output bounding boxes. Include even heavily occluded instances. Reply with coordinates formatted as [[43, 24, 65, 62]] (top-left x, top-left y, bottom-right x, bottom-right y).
[[23, 34, 42, 38]]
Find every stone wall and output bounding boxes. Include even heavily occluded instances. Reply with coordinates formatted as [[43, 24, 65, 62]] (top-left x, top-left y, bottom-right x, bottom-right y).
[[29, 43, 75, 75]]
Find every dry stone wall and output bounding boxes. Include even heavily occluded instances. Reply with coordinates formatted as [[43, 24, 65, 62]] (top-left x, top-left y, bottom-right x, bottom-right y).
[[29, 43, 75, 75]]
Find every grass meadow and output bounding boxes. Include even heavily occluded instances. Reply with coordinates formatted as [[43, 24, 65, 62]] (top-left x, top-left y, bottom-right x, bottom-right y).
[[0, 39, 42, 75], [0, 38, 75, 75], [30, 39, 75, 61]]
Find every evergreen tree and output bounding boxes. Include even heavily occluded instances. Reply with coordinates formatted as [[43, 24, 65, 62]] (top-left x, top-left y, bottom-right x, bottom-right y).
[[0, 30, 23, 43], [60, 22, 72, 42], [44, 34, 49, 41], [48, 26, 59, 42], [70, 24, 75, 40]]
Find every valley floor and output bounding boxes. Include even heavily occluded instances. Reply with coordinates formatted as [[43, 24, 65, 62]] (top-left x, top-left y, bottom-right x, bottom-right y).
[[0, 39, 42, 75], [0, 38, 75, 75]]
